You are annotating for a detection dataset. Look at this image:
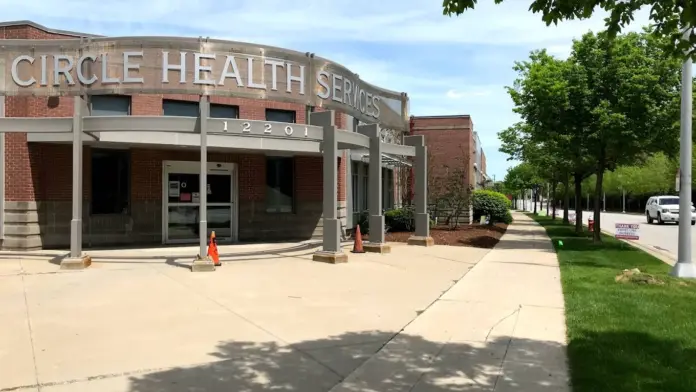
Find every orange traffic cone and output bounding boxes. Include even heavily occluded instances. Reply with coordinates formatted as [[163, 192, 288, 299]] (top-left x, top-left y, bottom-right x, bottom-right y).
[[352, 225, 365, 253], [208, 231, 221, 266]]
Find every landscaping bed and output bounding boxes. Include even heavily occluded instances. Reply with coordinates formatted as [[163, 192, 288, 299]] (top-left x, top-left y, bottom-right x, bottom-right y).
[[362, 223, 508, 249], [530, 214, 696, 392]]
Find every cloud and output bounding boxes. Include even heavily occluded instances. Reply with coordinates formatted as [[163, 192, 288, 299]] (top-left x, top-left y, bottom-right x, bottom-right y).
[[0, 0, 653, 180]]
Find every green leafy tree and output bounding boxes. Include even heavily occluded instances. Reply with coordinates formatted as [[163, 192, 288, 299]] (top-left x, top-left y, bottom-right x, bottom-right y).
[[568, 31, 680, 241], [506, 50, 594, 232], [442, 0, 696, 58]]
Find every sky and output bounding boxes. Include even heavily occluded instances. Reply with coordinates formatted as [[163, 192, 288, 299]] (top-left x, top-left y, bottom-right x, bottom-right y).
[[0, 0, 653, 180]]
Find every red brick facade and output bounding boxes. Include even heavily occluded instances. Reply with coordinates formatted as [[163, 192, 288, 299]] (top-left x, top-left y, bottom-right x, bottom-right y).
[[1, 22, 347, 206], [411, 115, 476, 189]]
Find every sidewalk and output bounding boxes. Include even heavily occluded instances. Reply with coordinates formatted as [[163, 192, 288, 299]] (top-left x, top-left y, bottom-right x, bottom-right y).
[[330, 211, 570, 392]]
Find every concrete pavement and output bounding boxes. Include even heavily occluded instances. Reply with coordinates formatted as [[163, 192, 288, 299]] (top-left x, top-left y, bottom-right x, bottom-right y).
[[329, 211, 569, 392], [0, 213, 568, 392]]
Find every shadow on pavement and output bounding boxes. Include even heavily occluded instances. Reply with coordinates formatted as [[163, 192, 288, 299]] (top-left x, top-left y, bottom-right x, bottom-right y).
[[126, 331, 570, 392]]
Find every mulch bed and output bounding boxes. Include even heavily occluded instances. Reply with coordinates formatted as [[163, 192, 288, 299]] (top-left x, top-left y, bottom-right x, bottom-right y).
[[362, 223, 508, 249]]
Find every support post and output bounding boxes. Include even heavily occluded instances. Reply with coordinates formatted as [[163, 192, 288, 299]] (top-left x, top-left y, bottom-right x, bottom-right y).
[[192, 96, 215, 272], [622, 188, 626, 214], [673, 26, 696, 278], [62, 96, 91, 270], [311, 111, 347, 264], [405, 135, 434, 246], [358, 123, 390, 253], [603, 192, 606, 212]]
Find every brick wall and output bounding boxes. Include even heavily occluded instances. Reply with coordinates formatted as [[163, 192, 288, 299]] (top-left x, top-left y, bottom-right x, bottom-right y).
[[410, 115, 476, 225], [411, 115, 475, 187], [1, 21, 353, 248]]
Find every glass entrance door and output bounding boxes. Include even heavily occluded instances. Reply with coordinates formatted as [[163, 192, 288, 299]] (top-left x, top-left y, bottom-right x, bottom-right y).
[[163, 161, 238, 244]]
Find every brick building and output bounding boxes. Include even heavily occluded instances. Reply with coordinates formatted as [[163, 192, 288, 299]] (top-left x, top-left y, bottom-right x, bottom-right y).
[[0, 21, 413, 252], [410, 114, 490, 222]]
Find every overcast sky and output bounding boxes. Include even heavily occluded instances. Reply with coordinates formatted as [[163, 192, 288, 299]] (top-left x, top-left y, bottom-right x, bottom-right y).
[[0, 0, 654, 180]]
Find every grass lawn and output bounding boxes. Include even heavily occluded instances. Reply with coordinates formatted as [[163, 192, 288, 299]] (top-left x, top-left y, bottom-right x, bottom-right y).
[[530, 214, 696, 392]]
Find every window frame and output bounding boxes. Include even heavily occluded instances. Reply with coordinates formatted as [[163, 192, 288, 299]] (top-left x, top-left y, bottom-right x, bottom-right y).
[[90, 95, 132, 116], [265, 156, 296, 214], [265, 109, 297, 123], [90, 148, 131, 216]]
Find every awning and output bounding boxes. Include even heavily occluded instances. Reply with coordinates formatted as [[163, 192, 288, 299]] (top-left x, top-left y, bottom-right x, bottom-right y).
[[350, 150, 412, 167]]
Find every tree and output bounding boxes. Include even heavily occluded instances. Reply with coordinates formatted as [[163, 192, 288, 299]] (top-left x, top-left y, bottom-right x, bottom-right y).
[[505, 51, 595, 233], [568, 30, 681, 241], [442, 0, 696, 59]]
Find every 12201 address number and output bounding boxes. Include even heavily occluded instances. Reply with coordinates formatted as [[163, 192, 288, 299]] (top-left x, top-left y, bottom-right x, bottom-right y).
[[222, 121, 310, 137]]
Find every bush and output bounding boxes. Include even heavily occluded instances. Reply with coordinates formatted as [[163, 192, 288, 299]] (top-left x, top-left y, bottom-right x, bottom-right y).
[[473, 190, 512, 224], [385, 206, 414, 232], [356, 210, 370, 234], [502, 210, 513, 224]]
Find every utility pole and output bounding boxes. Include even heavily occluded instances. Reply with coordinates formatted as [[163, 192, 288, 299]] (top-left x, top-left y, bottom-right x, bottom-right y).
[[672, 26, 696, 278]]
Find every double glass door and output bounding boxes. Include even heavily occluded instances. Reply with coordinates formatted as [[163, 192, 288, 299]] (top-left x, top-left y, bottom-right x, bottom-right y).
[[163, 161, 237, 244]]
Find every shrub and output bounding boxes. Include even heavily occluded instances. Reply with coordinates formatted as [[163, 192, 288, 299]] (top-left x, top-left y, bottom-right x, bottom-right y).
[[385, 206, 414, 232], [356, 210, 370, 234], [502, 210, 513, 224], [473, 190, 512, 224]]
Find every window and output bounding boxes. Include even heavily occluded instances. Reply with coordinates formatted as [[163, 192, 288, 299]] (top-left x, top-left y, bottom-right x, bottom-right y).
[[91, 149, 130, 215], [266, 157, 294, 213], [163, 99, 198, 117], [265, 109, 296, 123], [162, 99, 240, 118], [91, 95, 131, 116], [210, 104, 239, 119]]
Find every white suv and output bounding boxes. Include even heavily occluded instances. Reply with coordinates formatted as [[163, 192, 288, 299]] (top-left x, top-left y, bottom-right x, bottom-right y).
[[645, 196, 696, 225]]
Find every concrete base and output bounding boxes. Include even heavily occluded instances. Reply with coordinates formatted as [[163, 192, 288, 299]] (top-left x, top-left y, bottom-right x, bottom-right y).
[[60, 255, 92, 270], [312, 250, 348, 264], [407, 236, 435, 247], [364, 242, 392, 254], [191, 256, 216, 272], [670, 262, 696, 278]]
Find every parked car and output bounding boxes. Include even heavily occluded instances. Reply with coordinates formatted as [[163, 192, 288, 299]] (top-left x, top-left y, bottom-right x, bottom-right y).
[[645, 195, 696, 225]]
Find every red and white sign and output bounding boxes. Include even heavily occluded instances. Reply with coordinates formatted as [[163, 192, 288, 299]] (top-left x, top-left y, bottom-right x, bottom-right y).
[[615, 223, 639, 240]]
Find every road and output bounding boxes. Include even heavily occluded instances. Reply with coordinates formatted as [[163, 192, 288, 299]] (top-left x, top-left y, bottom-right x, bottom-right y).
[[570, 209, 693, 263], [516, 200, 696, 262]]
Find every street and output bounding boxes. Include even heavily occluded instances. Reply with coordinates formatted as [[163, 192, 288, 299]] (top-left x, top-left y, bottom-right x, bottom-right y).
[[569, 208, 689, 263], [515, 200, 691, 263]]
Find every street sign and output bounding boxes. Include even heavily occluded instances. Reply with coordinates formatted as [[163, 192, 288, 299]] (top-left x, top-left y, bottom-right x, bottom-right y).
[[615, 223, 640, 240]]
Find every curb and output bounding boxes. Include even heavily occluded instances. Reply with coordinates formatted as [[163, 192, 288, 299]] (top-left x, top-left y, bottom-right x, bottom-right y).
[[598, 228, 676, 266]]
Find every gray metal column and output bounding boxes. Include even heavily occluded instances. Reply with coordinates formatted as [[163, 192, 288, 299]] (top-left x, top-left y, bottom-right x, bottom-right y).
[[311, 111, 347, 263], [199, 96, 210, 259], [405, 135, 433, 246], [70, 97, 86, 258], [358, 123, 385, 244], [673, 25, 696, 278]]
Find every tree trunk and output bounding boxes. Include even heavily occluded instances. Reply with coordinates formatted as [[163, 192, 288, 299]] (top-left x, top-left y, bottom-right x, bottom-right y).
[[574, 174, 583, 234], [533, 188, 538, 215], [551, 181, 557, 220], [563, 179, 570, 224], [593, 170, 604, 243]]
